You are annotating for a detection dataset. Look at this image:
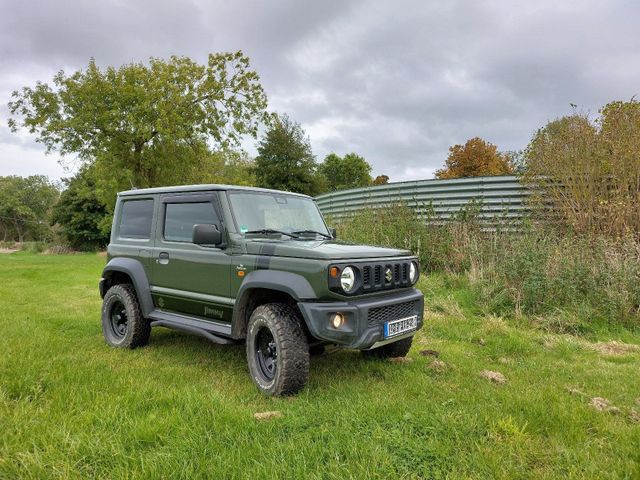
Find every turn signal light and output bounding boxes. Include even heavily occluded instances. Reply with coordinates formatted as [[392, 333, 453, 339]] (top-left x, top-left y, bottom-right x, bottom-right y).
[[329, 266, 340, 278]]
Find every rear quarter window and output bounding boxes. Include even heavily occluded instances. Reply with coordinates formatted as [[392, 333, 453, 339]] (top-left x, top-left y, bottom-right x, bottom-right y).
[[118, 199, 154, 239]]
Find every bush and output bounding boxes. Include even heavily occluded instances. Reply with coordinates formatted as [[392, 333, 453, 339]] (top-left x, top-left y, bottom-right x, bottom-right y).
[[20, 242, 48, 254], [473, 231, 640, 327]]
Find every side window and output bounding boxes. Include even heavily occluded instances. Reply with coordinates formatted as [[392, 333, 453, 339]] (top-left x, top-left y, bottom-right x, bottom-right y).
[[119, 199, 154, 239], [164, 202, 219, 243]]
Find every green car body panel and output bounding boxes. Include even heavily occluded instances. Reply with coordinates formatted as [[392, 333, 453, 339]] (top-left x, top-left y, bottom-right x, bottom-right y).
[[99, 184, 424, 350]]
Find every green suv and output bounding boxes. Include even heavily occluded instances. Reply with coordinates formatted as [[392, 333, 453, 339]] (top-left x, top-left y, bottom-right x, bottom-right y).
[[99, 184, 424, 395]]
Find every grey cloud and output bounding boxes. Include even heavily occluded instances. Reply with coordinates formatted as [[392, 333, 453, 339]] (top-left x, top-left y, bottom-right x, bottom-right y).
[[1, 0, 639, 180]]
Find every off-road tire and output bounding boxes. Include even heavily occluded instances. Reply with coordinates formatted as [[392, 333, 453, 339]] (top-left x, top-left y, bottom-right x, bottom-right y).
[[101, 284, 151, 349], [246, 303, 310, 396], [362, 336, 413, 359]]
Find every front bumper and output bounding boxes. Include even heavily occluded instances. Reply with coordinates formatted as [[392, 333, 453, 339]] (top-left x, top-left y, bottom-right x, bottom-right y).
[[297, 288, 424, 349]]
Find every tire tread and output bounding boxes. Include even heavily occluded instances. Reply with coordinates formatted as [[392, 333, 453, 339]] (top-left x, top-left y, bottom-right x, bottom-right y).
[[247, 303, 309, 395]]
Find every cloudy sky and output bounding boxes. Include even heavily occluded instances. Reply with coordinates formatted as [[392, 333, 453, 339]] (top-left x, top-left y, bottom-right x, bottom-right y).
[[1, 0, 638, 182]]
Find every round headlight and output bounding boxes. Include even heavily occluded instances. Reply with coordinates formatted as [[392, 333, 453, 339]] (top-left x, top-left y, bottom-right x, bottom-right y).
[[409, 261, 418, 283], [340, 266, 356, 292]]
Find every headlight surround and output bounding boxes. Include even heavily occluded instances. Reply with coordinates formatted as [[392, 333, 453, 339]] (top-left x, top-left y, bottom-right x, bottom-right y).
[[340, 266, 356, 292], [409, 261, 418, 284]]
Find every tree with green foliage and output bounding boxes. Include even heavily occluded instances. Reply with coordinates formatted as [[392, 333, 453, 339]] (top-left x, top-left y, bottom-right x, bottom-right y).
[[8, 52, 270, 209], [318, 152, 372, 192], [50, 168, 110, 250], [254, 114, 322, 196], [435, 137, 514, 179], [524, 99, 640, 237], [0, 175, 59, 242], [201, 149, 256, 186]]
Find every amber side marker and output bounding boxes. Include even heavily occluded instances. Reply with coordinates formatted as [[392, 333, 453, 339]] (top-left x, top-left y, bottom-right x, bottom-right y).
[[329, 266, 340, 278], [237, 271, 245, 277]]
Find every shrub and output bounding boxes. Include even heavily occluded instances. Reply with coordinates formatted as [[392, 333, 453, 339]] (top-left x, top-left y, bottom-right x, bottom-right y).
[[20, 242, 48, 254]]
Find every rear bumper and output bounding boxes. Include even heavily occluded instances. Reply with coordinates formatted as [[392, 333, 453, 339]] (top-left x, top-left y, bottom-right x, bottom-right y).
[[297, 288, 424, 349]]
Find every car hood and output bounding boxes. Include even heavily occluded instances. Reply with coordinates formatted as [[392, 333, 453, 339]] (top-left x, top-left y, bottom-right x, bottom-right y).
[[244, 239, 412, 260]]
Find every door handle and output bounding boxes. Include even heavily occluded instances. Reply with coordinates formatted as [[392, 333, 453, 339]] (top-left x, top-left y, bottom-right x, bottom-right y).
[[157, 252, 170, 265]]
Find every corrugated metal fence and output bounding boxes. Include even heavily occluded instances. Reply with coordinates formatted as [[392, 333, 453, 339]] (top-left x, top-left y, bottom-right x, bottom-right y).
[[316, 175, 528, 224]]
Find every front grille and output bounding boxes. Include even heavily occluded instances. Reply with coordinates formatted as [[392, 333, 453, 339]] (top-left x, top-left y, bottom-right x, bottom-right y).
[[368, 300, 418, 326], [363, 266, 370, 285], [360, 260, 412, 293]]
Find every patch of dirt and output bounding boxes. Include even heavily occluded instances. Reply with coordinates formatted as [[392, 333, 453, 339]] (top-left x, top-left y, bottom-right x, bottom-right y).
[[591, 341, 639, 356], [628, 410, 640, 424], [0, 248, 19, 254], [589, 397, 619, 413], [428, 359, 447, 371], [480, 370, 506, 384], [254, 411, 283, 421], [419, 349, 440, 357], [388, 357, 413, 364], [97, 251, 107, 257]]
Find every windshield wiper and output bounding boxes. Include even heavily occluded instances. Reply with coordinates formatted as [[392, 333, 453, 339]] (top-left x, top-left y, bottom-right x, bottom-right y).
[[245, 229, 299, 238], [291, 229, 332, 239]]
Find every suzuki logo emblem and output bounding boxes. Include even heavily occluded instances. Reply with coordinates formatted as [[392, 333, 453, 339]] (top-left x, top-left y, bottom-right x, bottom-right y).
[[385, 267, 393, 282]]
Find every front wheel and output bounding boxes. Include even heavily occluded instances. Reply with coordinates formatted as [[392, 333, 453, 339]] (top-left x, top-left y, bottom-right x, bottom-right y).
[[246, 303, 310, 396], [362, 336, 413, 359]]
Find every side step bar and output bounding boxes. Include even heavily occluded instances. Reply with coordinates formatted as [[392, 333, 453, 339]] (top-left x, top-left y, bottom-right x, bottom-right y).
[[148, 309, 235, 345]]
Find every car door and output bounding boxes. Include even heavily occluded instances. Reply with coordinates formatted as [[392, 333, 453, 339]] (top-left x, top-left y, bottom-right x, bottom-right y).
[[150, 192, 233, 323]]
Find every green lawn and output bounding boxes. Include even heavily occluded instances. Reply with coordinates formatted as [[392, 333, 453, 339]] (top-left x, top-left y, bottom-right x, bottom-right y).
[[1, 253, 639, 479]]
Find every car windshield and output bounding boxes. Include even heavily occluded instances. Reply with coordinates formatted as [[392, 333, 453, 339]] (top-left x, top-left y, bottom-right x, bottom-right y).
[[228, 191, 329, 237]]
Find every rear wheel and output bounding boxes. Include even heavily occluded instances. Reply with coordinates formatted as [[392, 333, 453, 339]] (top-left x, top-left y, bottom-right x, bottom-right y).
[[362, 336, 413, 359], [101, 284, 150, 348], [246, 303, 309, 396]]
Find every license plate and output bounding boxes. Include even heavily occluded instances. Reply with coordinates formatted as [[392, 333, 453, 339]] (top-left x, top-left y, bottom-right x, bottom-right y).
[[384, 315, 418, 338]]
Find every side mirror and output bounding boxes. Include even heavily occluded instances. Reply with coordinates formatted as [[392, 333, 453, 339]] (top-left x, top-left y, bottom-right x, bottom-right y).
[[193, 224, 223, 246], [329, 227, 337, 239]]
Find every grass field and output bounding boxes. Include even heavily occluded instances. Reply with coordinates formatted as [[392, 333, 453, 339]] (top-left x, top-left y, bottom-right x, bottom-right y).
[[1, 253, 639, 479]]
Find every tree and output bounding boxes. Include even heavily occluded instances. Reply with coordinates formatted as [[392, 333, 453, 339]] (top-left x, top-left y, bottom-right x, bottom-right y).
[[200, 149, 256, 186], [8, 52, 270, 208], [524, 99, 640, 236], [50, 167, 110, 250], [253, 114, 322, 195], [435, 137, 514, 179], [318, 152, 372, 192], [0, 176, 59, 242], [372, 175, 389, 185]]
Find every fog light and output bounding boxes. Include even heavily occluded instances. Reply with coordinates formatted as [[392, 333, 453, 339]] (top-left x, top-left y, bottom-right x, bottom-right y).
[[330, 313, 345, 329]]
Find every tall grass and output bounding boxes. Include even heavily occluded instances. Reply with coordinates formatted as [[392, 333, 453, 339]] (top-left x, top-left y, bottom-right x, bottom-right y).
[[333, 205, 640, 330]]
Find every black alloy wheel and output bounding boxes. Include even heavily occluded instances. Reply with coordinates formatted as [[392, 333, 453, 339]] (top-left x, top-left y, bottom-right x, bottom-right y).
[[109, 300, 129, 339], [255, 326, 278, 381]]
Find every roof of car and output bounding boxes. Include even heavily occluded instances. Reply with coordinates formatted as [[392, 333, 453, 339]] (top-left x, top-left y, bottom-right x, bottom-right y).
[[118, 184, 311, 198]]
